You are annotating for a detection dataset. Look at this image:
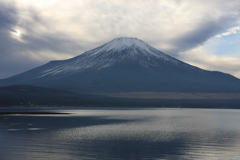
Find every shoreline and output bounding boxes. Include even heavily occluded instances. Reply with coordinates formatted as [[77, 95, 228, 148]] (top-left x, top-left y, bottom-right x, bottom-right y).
[[0, 112, 70, 115]]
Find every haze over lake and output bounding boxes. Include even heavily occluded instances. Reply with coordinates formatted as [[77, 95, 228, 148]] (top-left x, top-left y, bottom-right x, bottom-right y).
[[1, 107, 240, 160]]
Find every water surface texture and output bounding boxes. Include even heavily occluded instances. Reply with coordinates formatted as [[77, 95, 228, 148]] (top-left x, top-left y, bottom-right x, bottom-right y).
[[1, 108, 240, 160]]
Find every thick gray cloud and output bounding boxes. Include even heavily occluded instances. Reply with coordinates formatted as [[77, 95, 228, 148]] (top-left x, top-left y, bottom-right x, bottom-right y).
[[0, 3, 29, 78], [169, 17, 233, 56]]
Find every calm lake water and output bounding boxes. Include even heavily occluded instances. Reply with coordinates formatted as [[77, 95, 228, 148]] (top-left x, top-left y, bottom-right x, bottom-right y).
[[1, 107, 240, 160]]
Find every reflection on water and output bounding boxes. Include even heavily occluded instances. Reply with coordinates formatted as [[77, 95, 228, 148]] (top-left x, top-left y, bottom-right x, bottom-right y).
[[1, 108, 240, 160]]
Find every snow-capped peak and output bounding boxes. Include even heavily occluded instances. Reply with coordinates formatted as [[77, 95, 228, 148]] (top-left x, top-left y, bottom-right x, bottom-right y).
[[103, 37, 151, 51], [88, 37, 164, 58]]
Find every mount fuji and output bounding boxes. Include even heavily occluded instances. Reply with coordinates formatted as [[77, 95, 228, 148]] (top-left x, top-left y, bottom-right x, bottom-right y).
[[1, 37, 240, 93]]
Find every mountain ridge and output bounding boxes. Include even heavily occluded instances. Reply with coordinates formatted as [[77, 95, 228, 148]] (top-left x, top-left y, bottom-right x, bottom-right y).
[[1, 37, 240, 93]]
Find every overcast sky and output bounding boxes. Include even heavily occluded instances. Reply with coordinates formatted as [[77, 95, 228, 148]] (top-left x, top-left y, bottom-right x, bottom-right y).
[[1, 0, 240, 79]]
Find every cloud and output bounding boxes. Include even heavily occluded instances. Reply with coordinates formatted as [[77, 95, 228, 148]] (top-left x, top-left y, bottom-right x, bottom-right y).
[[216, 26, 240, 37], [0, 1, 91, 78], [1, 0, 240, 78], [168, 17, 232, 56], [178, 46, 240, 78], [0, 2, 25, 78]]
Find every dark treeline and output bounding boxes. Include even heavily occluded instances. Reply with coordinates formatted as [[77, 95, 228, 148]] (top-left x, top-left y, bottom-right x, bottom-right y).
[[1, 85, 240, 108]]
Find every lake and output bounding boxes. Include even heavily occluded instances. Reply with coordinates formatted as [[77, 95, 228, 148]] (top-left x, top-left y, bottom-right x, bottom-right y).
[[1, 107, 240, 160]]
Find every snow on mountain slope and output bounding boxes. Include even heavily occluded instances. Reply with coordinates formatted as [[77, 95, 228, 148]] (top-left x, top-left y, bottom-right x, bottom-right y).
[[33, 37, 198, 78]]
